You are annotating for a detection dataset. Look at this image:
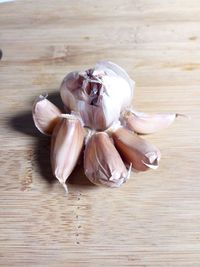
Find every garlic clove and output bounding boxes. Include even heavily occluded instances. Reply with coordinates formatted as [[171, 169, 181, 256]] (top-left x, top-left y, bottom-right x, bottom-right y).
[[112, 127, 161, 171], [84, 132, 128, 187], [77, 100, 107, 130], [60, 71, 83, 112], [51, 114, 85, 192], [121, 110, 182, 134], [32, 95, 62, 135]]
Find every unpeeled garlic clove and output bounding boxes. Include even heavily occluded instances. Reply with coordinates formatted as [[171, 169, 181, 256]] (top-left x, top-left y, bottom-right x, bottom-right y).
[[112, 127, 161, 171], [32, 95, 62, 135], [84, 132, 129, 187], [121, 110, 181, 134], [51, 114, 85, 192]]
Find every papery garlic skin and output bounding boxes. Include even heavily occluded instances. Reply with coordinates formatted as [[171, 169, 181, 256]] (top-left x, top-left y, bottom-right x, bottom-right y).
[[51, 115, 85, 192], [112, 127, 161, 171], [32, 95, 62, 135], [95, 61, 134, 106], [84, 132, 128, 187], [60, 61, 134, 130], [121, 110, 179, 134]]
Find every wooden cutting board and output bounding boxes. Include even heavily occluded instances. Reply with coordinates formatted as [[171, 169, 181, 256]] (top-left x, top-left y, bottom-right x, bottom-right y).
[[0, 1, 200, 266]]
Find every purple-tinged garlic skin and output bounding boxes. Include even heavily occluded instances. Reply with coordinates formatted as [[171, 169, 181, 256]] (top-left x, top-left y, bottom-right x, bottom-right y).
[[112, 127, 161, 171], [60, 61, 135, 130], [84, 132, 128, 187], [122, 110, 180, 134], [51, 115, 85, 192], [32, 95, 62, 135]]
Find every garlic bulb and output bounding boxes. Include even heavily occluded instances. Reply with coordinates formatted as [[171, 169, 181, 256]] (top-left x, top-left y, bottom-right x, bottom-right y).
[[84, 132, 129, 187], [60, 61, 134, 130], [32, 95, 61, 135], [51, 114, 85, 192], [31, 61, 182, 194], [112, 127, 161, 171]]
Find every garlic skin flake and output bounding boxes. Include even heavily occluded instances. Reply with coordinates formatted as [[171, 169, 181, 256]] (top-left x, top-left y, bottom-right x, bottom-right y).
[[60, 61, 134, 130], [32, 95, 61, 135], [51, 115, 85, 192], [121, 110, 180, 134], [112, 127, 161, 171], [84, 132, 129, 187]]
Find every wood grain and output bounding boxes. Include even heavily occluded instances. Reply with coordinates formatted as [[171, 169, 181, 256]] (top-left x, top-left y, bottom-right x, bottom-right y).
[[0, 1, 200, 266]]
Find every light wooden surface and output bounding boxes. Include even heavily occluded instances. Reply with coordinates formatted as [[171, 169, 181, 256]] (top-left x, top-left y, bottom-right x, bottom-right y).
[[0, 1, 200, 266]]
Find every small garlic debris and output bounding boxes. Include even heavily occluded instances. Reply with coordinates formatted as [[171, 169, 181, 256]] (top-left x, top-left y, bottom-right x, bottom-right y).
[[121, 110, 182, 134], [60, 61, 135, 130], [84, 132, 129, 187], [32, 95, 61, 135], [51, 114, 85, 192], [112, 127, 161, 171]]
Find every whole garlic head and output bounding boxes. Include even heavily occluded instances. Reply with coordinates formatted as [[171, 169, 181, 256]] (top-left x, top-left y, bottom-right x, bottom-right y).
[[60, 61, 134, 130]]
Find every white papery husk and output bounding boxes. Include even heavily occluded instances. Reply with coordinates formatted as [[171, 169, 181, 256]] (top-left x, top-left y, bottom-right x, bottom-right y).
[[60, 61, 135, 130]]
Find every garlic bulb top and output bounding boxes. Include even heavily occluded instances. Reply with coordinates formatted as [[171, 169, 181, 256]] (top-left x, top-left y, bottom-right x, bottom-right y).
[[60, 61, 134, 130]]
